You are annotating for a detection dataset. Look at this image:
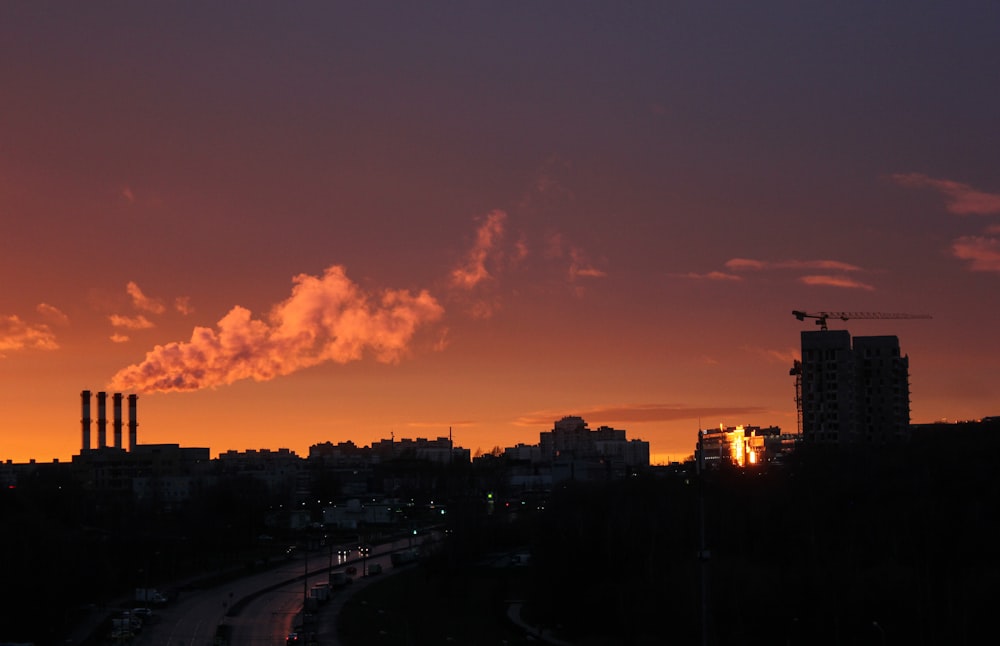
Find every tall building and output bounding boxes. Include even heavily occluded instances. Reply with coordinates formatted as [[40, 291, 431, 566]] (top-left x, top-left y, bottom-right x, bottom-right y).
[[797, 330, 910, 444]]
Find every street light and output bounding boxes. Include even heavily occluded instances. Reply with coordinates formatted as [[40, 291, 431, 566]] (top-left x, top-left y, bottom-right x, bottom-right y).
[[873, 621, 885, 645]]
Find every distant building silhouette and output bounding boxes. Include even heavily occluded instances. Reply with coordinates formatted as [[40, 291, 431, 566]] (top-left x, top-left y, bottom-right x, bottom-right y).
[[528, 416, 650, 482], [796, 330, 911, 444]]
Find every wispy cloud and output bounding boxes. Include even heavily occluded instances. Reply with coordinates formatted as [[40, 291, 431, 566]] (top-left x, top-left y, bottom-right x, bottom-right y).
[[546, 233, 607, 283], [127, 281, 166, 314], [450, 210, 507, 290], [891, 173, 1000, 215], [742, 345, 799, 365], [680, 257, 869, 288], [952, 235, 1000, 272], [110, 265, 444, 393], [799, 275, 875, 290], [678, 271, 743, 281], [36, 303, 69, 325], [892, 174, 1000, 272], [174, 296, 194, 316], [110, 333, 130, 344], [109, 314, 155, 330], [0, 314, 59, 356], [568, 247, 607, 280], [515, 403, 769, 427], [725, 258, 863, 272]]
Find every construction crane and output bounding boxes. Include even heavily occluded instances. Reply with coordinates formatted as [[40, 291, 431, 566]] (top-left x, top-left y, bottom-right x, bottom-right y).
[[789, 310, 931, 434], [792, 310, 932, 331]]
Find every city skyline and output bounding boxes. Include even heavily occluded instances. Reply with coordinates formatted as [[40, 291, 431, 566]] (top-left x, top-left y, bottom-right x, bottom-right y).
[[3, 2, 999, 464]]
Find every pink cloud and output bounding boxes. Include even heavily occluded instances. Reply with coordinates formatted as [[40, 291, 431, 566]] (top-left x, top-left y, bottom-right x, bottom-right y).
[[679, 271, 743, 281], [450, 210, 507, 289], [174, 296, 194, 316], [127, 281, 166, 314], [952, 235, 1000, 272], [109, 265, 444, 393], [742, 345, 799, 365], [799, 275, 875, 290], [545, 233, 607, 282], [725, 258, 863, 272], [36, 303, 69, 325], [0, 315, 59, 356], [109, 314, 155, 330], [568, 247, 607, 280], [891, 173, 1000, 215]]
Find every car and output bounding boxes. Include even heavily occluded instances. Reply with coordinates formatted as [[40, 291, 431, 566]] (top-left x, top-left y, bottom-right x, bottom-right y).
[[286, 632, 300, 644], [358, 544, 371, 556], [131, 607, 154, 619], [337, 547, 351, 556]]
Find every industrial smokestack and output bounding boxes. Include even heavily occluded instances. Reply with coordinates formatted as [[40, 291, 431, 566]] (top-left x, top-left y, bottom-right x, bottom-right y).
[[128, 394, 138, 452], [81, 390, 92, 452], [96, 391, 107, 449], [113, 393, 123, 449]]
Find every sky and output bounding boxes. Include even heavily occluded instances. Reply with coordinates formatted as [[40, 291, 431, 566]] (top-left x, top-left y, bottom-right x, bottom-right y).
[[2, 1, 999, 465]]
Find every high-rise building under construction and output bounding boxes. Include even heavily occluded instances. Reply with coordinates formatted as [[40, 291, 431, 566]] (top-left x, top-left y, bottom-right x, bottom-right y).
[[797, 330, 911, 444]]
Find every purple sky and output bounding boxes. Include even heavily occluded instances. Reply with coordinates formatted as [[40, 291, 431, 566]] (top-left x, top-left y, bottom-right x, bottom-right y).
[[2, 2, 999, 463]]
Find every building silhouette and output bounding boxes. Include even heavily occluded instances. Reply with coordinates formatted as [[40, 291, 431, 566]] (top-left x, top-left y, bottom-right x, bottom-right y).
[[796, 330, 911, 444]]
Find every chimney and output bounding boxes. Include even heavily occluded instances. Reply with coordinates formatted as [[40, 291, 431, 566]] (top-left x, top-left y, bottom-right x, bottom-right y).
[[81, 390, 92, 452], [113, 393, 123, 450], [97, 391, 107, 449], [128, 394, 138, 452]]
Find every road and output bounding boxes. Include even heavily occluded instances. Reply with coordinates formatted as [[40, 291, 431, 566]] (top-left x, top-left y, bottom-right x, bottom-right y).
[[130, 537, 423, 646]]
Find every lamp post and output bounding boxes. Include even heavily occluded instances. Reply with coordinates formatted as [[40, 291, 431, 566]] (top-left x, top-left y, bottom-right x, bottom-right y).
[[873, 621, 885, 646], [303, 536, 308, 605]]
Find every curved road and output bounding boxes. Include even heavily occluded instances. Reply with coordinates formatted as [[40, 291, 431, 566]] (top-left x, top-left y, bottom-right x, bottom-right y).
[[131, 538, 420, 646]]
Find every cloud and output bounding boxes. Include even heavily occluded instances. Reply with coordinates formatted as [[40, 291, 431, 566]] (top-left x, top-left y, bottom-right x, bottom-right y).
[[742, 345, 799, 365], [891, 173, 1000, 215], [678, 271, 743, 281], [725, 258, 863, 272], [680, 257, 867, 287], [952, 235, 1000, 272], [799, 275, 875, 290], [127, 281, 166, 314], [450, 210, 507, 289], [109, 265, 444, 393], [109, 314, 155, 329], [0, 315, 59, 356], [516, 403, 770, 426], [546, 232, 607, 283], [36, 303, 69, 325], [174, 296, 194, 315], [110, 333, 130, 344], [568, 247, 607, 280], [891, 174, 1000, 272], [121, 186, 135, 204]]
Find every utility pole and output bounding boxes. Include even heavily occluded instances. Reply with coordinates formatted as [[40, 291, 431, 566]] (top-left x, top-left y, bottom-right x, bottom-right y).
[[697, 430, 710, 646]]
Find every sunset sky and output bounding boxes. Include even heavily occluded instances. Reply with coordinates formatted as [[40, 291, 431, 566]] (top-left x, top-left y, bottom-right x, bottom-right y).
[[3, 2, 999, 464]]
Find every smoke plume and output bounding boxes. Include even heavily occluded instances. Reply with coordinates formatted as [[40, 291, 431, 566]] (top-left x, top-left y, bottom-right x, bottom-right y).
[[109, 265, 444, 393]]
